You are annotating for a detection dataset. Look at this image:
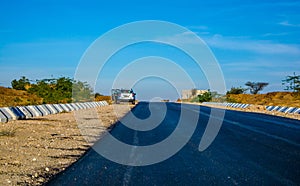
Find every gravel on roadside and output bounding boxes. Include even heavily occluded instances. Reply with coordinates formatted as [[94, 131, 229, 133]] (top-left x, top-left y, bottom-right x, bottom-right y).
[[0, 104, 132, 186]]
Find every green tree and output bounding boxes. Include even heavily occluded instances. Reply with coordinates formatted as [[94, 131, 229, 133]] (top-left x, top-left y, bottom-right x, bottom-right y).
[[72, 81, 94, 102], [245, 81, 268, 94], [282, 72, 300, 92], [198, 90, 212, 102], [54, 77, 73, 102], [226, 86, 246, 94], [95, 92, 103, 98], [28, 77, 88, 104], [28, 79, 54, 103], [12, 76, 93, 104], [11, 76, 30, 90]]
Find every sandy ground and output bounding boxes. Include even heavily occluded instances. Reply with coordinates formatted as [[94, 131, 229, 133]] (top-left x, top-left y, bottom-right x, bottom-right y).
[[0, 104, 133, 185]]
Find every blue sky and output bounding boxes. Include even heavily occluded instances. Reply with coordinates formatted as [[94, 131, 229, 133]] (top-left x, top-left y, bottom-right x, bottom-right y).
[[1, 0, 300, 100]]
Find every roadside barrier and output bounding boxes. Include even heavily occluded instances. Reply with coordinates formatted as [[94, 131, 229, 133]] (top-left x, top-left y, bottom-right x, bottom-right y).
[[202, 102, 300, 115], [0, 101, 108, 123], [0, 107, 16, 121], [266, 105, 300, 114], [9, 107, 26, 120], [202, 102, 250, 109], [0, 111, 7, 122]]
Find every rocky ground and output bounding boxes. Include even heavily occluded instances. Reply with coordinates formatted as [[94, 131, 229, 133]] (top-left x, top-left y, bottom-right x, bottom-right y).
[[0, 104, 132, 185]]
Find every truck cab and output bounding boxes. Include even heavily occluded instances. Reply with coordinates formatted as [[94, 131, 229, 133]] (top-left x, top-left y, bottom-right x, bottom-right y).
[[111, 88, 136, 105]]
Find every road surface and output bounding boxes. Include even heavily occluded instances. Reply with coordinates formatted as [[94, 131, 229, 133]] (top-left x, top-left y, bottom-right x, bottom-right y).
[[47, 102, 300, 185]]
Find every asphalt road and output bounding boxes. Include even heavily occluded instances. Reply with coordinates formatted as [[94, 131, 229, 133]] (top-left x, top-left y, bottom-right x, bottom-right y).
[[47, 102, 300, 186]]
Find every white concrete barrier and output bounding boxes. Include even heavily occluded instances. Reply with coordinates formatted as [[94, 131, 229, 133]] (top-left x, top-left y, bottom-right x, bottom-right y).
[[65, 103, 75, 111], [202, 102, 250, 109], [0, 110, 8, 122], [266, 106, 274, 111], [84, 102, 90, 108], [35, 105, 50, 116], [79, 103, 87, 109], [89, 102, 95, 107], [285, 107, 295, 113], [92, 102, 97, 106], [203, 102, 300, 116], [0, 101, 108, 122], [9, 107, 26, 119], [0, 107, 18, 121], [59, 104, 71, 112], [293, 108, 300, 114], [26, 106, 43, 117], [40, 105, 52, 115], [16, 106, 33, 119], [45, 104, 59, 114], [273, 106, 281, 111], [70, 103, 80, 110], [77, 103, 86, 109], [52, 104, 64, 113], [265, 105, 300, 114], [278, 107, 288, 112]]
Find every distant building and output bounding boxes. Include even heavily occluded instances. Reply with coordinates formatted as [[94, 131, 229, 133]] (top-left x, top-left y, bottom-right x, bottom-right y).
[[181, 89, 208, 99]]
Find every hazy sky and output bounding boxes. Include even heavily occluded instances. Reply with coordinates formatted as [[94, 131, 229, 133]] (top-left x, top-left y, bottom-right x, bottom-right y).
[[1, 0, 300, 100]]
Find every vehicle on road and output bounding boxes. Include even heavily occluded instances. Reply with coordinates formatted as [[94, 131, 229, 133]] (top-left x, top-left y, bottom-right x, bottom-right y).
[[46, 102, 300, 185], [111, 88, 136, 105]]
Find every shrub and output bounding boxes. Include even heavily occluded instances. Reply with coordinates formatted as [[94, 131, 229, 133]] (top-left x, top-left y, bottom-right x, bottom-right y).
[[198, 91, 212, 102]]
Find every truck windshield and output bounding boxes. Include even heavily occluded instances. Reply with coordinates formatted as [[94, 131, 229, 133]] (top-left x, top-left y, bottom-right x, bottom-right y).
[[121, 90, 131, 93]]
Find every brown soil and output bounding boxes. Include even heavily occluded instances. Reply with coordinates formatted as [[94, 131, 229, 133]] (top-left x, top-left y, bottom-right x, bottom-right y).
[[226, 92, 300, 107], [0, 86, 42, 107], [94, 95, 112, 104], [0, 104, 133, 185]]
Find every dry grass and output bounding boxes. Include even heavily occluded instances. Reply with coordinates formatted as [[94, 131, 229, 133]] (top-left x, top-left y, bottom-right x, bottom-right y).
[[0, 86, 43, 107], [227, 92, 300, 107], [95, 95, 112, 104]]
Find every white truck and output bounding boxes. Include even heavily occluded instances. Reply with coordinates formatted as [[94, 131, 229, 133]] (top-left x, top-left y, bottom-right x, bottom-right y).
[[111, 89, 136, 105]]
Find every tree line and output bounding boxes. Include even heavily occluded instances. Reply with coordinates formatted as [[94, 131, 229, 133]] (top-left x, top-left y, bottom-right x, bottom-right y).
[[194, 72, 299, 103], [11, 76, 94, 104], [227, 72, 300, 95]]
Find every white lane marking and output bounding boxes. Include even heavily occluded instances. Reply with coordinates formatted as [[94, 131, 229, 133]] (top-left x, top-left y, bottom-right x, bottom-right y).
[[122, 131, 138, 186]]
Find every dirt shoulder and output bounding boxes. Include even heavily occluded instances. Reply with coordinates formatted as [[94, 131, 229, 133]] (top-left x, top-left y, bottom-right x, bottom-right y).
[[198, 103, 300, 120], [0, 105, 132, 185]]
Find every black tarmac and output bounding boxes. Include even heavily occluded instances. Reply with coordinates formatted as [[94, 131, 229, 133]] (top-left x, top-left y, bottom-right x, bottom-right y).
[[47, 102, 300, 186]]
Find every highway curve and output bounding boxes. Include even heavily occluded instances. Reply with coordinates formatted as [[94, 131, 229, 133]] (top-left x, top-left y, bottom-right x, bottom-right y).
[[47, 102, 300, 185]]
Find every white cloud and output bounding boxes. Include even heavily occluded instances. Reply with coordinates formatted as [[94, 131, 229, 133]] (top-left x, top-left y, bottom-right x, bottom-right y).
[[205, 34, 300, 55], [261, 32, 289, 37], [187, 25, 208, 30], [198, 32, 210, 35], [155, 31, 202, 45], [266, 71, 300, 78], [278, 21, 300, 27], [180, 31, 198, 36], [222, 60, 300, 70], [158, 32, 300, 55]]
